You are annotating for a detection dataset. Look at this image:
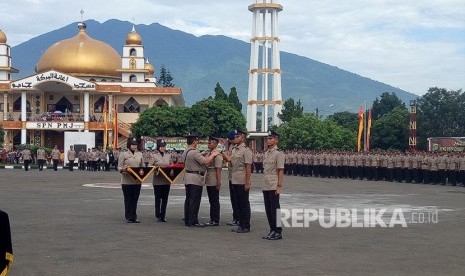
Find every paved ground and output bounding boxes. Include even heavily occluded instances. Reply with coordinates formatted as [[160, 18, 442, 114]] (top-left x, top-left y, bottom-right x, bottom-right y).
[[1, 169, 464, 276]]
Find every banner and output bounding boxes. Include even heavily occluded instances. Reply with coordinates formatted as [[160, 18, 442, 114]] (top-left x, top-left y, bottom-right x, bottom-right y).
[[113, 104, 118, 149], [155, 164, 185, 184], [427, 137, 465, 152], [126, 166, 156, 182], [357, 105, 364, 151], [366, 108, 372, 151], [103, 97, 108, 151]]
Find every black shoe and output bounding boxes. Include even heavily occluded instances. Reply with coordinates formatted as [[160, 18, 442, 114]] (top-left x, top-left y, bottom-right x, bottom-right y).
[[267, 232, 282, 240], [226, 220, 239, 226], [262, 231, 275, 239], [236, 227, 250, 233], [205, 221, 219, 226], [231, 226, 241, 232], [188, 223, 205, 228], [126, 219, 140, 223], [157, 218, 167, 222]]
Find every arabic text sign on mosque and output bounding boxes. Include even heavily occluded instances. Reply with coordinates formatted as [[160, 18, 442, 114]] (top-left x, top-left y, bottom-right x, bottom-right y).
[[11, 70, 96, 90]]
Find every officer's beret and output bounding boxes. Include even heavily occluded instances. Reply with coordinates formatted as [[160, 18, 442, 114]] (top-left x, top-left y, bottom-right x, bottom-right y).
[[157, 139, 167, 147], [267, 130, 279, 138], [234, 129, 247, 136], [227, 130, 236, 140], [128, 137, 139, 145], [208, 136, 219, 142]]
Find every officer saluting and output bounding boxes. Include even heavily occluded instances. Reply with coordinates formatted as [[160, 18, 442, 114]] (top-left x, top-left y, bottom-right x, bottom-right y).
[[262, 130, 285, 240]]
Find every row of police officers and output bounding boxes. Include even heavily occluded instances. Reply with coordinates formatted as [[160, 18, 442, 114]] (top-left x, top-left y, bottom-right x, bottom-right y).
[[272, 150, 465, 186]]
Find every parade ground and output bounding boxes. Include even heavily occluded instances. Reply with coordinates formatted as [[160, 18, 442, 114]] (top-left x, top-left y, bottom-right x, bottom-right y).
[[1, 169, 464, 276]]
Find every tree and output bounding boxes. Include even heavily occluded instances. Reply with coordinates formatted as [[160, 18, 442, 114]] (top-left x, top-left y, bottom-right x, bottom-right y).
[[214, 82, 228, 102], [416, 87, 465, 149], [276, 113, 355, 150], [327, 111, 358, 132], [157, 65, 175, 87], [131, 105, 190, 137], [370, 107, 409, 151], [371, 92, 405, 119], [189, 98, 246, 137], [228, 87, 242, 112], [277, 98, 303, 123]]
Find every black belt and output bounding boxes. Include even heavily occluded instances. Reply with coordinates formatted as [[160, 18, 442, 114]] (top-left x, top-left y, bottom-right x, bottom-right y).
[[186, 170, 205, 176]]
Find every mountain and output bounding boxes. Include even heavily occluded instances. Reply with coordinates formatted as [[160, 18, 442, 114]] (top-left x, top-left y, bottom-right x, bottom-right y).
[[11, 19, 417, 114]]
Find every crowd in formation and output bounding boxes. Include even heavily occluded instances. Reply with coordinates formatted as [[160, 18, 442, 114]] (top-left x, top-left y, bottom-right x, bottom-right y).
[[252, 150, 465, 187]]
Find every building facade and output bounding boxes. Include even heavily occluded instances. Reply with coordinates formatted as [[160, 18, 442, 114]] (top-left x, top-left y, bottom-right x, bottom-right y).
[[0, 22, 184, 150]]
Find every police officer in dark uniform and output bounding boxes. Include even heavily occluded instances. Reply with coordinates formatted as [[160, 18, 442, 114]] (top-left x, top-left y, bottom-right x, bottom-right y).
[[262, 130, 285, 240], [181, 133, 220, 227], [0, 209, 13, 276]]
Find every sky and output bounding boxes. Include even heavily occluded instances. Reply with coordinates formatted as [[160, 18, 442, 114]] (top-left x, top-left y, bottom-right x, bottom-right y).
[[1, 0, 464, 96]]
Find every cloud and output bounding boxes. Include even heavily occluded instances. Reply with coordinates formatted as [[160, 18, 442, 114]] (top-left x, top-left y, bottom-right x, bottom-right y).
[[1, 0, 463, 95]]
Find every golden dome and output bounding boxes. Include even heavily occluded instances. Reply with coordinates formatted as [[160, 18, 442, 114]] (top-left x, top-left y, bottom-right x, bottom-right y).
[[125, 25, 142, 45], [36, 22, 121, 78], [0, 30, 6, 44], [144, 58, 154, 75]]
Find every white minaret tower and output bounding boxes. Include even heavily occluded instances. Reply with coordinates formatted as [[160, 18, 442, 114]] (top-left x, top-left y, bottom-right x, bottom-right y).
[[246, 0, 283, 132], [0, 29, 19, 81], [120, 25, 148, 83]]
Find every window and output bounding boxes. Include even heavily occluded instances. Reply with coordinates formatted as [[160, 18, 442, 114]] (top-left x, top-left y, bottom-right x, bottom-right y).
[[154, 98, 168, 107], [129, 48, 137, 56], [13, 98, 31, 112], [130, 75, 137, 83], [94, 96, 105, 113], [123, 97, 140, 113], [55, 96, 73, 113]]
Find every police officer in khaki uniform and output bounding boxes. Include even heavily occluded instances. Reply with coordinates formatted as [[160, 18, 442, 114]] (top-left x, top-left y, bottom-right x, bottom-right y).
[[51, 145, 61, 171], [118, 137, 144, 223], [22, 147, 32, 171], [67, 146, 76, 171], [181, 133, 220, 227], [37, 146, 46, 171], [204, 136, 223, 226], [78, 149, 86, 170], [222, 129, 253, 233], [262, 130, 285, 240], [151, 139, 172, 222]]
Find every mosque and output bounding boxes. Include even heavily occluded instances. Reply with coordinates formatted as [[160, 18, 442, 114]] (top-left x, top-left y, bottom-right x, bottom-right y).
[[0, 21, 184, 150]]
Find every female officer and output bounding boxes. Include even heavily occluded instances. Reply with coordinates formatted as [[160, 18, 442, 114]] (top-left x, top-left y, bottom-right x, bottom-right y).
[[118, 137, 144, 223], [151, 139, 172, 222]]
